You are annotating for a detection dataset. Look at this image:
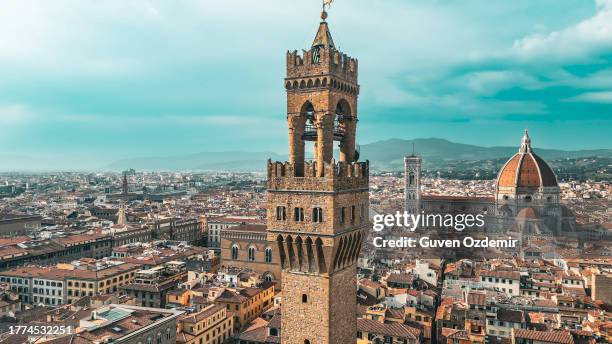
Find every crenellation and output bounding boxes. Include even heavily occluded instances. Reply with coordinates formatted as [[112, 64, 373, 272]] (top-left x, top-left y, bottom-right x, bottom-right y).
[[286, 46, 358, 84], [267, 160, 369, 192]]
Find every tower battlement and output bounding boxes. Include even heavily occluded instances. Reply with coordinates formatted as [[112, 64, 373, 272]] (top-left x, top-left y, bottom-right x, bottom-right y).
[[267, 159, 368, 191], [286, 47, 358, 84]]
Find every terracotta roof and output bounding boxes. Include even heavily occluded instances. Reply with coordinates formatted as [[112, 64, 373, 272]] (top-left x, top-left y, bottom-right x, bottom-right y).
[[513, 329, 574, 344], [357, 318, 420, 339], [467, 291, 486, 306], [225, 224, 267, 233], [181, 304, 225, 324], [480, 269, 520, 280], [497, 308, 524, 323], [386, 273, 413, 285]]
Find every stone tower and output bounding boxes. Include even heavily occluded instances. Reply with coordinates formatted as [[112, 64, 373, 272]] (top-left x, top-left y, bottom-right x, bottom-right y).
[[404, 154, 421, 215], [122, 173, 128, 195], [266, 8, 369, 344]]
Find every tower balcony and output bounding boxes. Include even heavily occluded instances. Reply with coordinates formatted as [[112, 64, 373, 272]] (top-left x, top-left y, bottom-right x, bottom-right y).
[[267, 160, 369, 192]]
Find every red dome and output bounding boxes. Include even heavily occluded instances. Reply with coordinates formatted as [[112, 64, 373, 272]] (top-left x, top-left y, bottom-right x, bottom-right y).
[[497, 131, 558, 188]]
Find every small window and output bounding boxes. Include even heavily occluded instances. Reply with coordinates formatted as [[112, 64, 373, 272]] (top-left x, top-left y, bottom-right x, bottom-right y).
[[312, 207, 323, 223], [302, 294, 308, 303], [276, 206, 286, 221], [265, 248, 273, 263], [340, 207, 346, 224], [231, 245, 239, 260], [294, 208, 304, 222], [350, 205, 355, 224], [248, 247, 256, 261], [360, 204, 365, 223]]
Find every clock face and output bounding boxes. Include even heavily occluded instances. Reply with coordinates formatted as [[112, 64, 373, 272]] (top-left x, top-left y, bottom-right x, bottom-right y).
[[312, 47, 321, 64]]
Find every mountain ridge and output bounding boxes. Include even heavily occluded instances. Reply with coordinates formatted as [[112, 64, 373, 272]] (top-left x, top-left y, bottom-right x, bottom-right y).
[[104, 138, 612, 172]]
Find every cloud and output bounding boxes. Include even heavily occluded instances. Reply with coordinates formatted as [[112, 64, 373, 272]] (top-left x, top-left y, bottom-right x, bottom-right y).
[[0, 104, 30, 125], [0, 0, 611, 165], [512, 0, 612, 61], [462, 71, 544, 96], [565, 91, 612, 103]]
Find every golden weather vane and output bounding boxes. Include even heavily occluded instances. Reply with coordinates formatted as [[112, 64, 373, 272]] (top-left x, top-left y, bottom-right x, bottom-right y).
[[321, 0, 333, 21]]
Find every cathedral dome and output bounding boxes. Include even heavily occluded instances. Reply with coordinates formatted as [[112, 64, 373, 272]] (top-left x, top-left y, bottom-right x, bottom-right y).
[[497, 130, 558, 188]]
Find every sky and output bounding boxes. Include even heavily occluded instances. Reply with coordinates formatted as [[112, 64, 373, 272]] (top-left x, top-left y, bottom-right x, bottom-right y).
[[0, 0, 611, 170]]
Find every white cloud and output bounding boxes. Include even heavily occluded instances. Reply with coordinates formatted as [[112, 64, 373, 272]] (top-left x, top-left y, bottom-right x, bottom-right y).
[[463, 71, 543, 96], [512, 0, 612, 60], [0, 104, 30, 125], [565, 91, 612, 103]]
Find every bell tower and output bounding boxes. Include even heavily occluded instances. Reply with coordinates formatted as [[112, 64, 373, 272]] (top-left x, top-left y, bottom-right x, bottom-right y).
[[267, 6, 369, 344]]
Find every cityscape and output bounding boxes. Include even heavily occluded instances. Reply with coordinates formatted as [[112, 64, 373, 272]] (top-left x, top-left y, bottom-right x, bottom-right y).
[[1, 1, 611, 344]]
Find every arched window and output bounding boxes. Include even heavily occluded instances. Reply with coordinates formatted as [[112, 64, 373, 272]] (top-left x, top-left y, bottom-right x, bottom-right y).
[[231, 245, 239, 260], [265, 247, 273, 263], [312, 207, 323, 223], [409, 172, 415, 186], [302, 294, 308, 303], [166, 328, 171, 340], [248, 246, 256, 261], [305, 340, 311, 344]]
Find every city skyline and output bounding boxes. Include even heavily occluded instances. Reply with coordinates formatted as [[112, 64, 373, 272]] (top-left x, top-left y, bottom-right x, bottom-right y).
[[1, 0, 612, 170]]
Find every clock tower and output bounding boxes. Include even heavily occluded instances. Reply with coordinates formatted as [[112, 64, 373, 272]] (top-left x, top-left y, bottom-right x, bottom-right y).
[[266, 7, 369, 344]]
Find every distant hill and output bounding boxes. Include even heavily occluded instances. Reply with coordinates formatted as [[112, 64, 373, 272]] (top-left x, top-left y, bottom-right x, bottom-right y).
[[106, 151, 286, 171], [105, 138, 612, 172], [361, 138, 612, 171]]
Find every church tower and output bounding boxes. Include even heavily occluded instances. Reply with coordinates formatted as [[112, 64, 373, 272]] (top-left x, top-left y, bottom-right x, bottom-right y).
[[267, 7, 369, 344], [404, 154, 421, 215], [122, 173, 128, 195]]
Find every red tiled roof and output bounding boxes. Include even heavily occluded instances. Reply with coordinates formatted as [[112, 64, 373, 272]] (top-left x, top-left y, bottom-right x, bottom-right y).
[[357, 318, 420, 339], [513, 329, 574, 344]]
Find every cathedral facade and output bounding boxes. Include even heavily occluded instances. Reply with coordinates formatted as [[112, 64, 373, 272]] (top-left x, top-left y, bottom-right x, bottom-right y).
[[405, 130, 577, 239]]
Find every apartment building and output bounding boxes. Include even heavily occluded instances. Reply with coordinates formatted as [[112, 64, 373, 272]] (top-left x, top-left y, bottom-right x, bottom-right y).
[[176, 304, 234, 344], [0, 260, 140, 305], [121, 261, 188, 308], [214, 283, 274, 330]]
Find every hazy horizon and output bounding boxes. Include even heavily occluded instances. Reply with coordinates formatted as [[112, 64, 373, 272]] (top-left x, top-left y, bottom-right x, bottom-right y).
[[1, 136, 610, 172]]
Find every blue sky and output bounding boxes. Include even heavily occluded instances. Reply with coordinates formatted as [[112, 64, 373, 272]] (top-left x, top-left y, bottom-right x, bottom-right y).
[[0, 0, 611, 169]]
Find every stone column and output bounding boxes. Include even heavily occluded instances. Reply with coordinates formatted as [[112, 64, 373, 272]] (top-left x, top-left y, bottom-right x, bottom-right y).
[[339, 119, 356, 163], [288, 115, 305, 177], [316, 112, 334, 177]]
